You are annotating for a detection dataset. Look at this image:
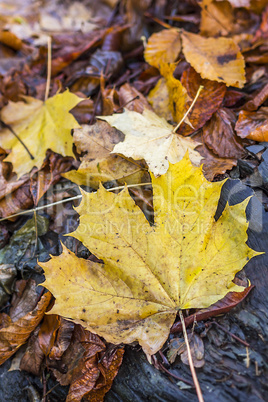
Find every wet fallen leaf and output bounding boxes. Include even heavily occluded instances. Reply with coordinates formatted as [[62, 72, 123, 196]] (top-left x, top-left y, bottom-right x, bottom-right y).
[[195, 131, 238, 180], [144, 28, 181, 68], [62, 120, 146, 188], [242, 83, 268, 111], [0, 282, 51, 365], [0, 90, 83, 178], [51, 324, 124, 402], [20, 317, 74, 376], [202, 108, 246, 159], [0, 214, 48, 265], [98, 109, 201, 176], [40, 155, 259, 356], [168, 332, 205, 368], [178, 67, 226, 136], [181, 31, 246, 88], [235, 107, 268, 141], [0, 264, 16, 307]]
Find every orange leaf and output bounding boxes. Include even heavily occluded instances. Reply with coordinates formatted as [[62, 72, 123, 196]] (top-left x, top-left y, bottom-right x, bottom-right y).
[[235, 108, 268, 141], [144, 28, 181, 68], [0, 289, 51, 365]]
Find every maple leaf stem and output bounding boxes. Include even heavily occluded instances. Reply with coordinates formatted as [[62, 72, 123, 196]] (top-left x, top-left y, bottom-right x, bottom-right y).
[[44, 36, 52, 102], [114, 95, 140, 112], [0, 182, 152, 222], [173, 85, 204, 133], [0, 120, 34, 160], [179, 310, 204, 402]]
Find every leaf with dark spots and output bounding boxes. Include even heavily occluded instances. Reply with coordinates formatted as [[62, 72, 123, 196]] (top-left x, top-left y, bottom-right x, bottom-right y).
[[217, 53, 238, 65]]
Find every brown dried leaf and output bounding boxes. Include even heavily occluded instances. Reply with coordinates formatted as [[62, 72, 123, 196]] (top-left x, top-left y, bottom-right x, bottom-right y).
[[178, 67, 226, 136], [168, 332, 205, 368], [181, 31, 246, 88], [242, 83, 268, 111], [52, 324, 124, 402], [118, 83, 153, 113], [0, 160, 28, 201], [195, 131, 237, 180], [63, 121, 146, 188], [144, 28, 181, 68], [38, 315, 60, 356], [20, 317, 75, 377], [200, 0, 235, 37], [181, 333, 205, 368], [202, 108, 246, 159], [30, 152, 74, 206], [0, 289, 51, 365], [235, 107, 268, 141]]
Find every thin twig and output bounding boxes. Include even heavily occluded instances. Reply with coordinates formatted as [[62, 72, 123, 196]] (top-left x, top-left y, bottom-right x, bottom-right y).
[[0, 182, 152, 222], [173, 85, 204, 133], [114, 95, 140, 112], [158, 361, 194, 387], [179, 310, 204, 402], [44, 36, 52, 102], [1, 121, 34, 160], [210, 321, 250, 348]]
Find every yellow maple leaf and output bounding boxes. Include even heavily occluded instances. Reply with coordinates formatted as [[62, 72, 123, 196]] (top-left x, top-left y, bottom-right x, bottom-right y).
[[98, 108, 201, 176], [40, 155, 260, 356], [0, 90, 83, 178], [181, 31, 246, 88]]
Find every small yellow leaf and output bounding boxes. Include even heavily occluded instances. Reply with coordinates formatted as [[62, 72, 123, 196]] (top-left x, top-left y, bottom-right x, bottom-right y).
[[147, 77, 173, 121], [0, 90, 83, 178], [181, 31, 246, 88], [40, 155, 260, 356], [98, 108, 202, 176], [159, 63, 188, 123], [144, 28, 181, 68]]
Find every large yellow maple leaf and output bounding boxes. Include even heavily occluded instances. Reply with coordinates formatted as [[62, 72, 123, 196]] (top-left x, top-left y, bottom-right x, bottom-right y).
[[0, 90, 83, 178], [40, 155, 259, 356]]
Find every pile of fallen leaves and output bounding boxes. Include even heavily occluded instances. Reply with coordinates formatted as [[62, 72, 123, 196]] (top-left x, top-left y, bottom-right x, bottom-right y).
[[0, 0, 267, 400]]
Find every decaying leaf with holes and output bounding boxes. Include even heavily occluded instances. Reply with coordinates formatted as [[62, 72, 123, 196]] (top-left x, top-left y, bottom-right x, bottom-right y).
[[40, 155, 260, 357]]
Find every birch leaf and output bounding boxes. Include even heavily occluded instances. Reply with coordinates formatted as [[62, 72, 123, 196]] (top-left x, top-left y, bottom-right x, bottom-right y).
[[98, 109, 201, 176], [181, 31, 246, 88], [40, 155, 260, 356]]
